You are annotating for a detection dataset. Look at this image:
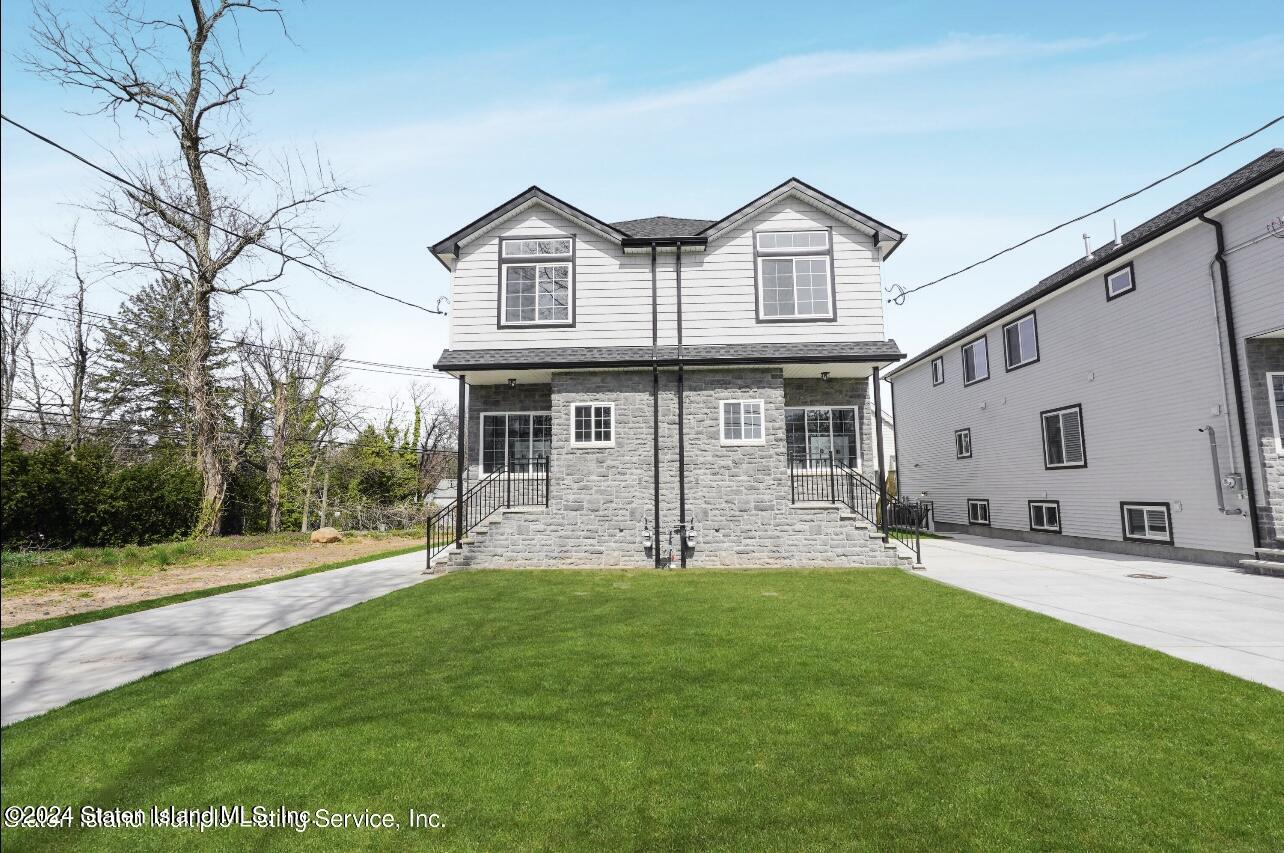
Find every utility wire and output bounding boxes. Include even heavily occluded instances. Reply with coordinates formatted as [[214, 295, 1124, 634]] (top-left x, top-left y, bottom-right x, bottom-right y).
[[887, 114, 1284, 304], [1, 113, 447, 316]]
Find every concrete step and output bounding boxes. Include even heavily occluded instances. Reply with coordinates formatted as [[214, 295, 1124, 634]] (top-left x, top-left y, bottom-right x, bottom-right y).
[[1239, 559, 1284, 578], [1255, 547, 1284, 559]]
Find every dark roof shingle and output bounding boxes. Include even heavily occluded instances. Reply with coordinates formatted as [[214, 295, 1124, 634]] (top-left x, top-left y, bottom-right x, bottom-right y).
[[435, 340, 904, 372], [887, 148, 1284, 378], [610, 216, 716, 239]]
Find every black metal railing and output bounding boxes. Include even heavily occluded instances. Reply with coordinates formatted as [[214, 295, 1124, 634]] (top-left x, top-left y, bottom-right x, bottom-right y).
[[426, 457, 550, 567], [788, 451, 928, 564]]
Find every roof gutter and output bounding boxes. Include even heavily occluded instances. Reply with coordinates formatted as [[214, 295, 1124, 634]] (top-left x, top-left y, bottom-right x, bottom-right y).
[[1198, 212, 1262, 549]]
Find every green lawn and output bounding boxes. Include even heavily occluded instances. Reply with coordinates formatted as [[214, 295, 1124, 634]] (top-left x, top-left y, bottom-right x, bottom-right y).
[[2, 569, 1281, 851]]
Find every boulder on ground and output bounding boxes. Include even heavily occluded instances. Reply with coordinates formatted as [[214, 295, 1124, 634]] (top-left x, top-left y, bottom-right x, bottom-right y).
[[310, 527, 342, 544]]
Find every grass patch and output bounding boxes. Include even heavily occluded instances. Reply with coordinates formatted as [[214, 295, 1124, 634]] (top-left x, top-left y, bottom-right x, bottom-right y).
[[2, 569, 1281, 851], [0, 544, 426, 641], [0, 529, 425, 596]]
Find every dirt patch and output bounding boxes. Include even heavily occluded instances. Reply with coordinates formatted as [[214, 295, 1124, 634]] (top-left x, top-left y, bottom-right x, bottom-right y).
[[2, 535, 423, 629]]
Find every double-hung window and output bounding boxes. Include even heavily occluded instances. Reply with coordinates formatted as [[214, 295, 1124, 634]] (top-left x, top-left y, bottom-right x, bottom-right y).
[[500, 236, 573, 325], [961, 335, 989, 385], [955, 428, 972, 459], [1268, 372, 1283, 455], [785, 407, 859, 468], [1029, 500, 1061, 533], [1121, 502, 1172, 543], [755, 230, 833, 320], [1002, 312, 1039, 370], [1041, 404, 1086, 469], [721, 400, 765, 445], [1105, 263, 1135, 300], [967, 499, 991, 525], [480, 412, 552, 475], [571, 402, 614, 447], [931, 357, 945, 386]]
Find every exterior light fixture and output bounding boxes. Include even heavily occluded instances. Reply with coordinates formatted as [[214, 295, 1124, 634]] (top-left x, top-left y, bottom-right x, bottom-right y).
[[507, 378, 517, 388], [820, 371, 830, 382]]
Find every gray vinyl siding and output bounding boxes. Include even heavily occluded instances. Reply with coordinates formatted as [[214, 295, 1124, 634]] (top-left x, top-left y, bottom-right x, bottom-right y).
[[892, 189, 1278, 556], [448, 200, 884, 351]]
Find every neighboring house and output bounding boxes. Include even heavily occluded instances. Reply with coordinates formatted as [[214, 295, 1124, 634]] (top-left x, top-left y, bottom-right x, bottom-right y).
[[429, 179, 917, 568], [887, 149, 1284, 571]]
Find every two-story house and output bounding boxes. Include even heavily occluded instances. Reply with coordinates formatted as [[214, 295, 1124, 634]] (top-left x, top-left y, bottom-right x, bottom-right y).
[[888, 149, 1284, 571], [427, 179, 919, 568]]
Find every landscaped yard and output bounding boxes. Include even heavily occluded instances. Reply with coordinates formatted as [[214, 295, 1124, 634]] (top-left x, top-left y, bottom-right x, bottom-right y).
[[2, 569, 1281, 851]]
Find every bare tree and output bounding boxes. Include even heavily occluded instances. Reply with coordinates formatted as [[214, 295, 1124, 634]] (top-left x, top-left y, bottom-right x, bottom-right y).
[[243, 327, 344, 532], [409, 382, 458, 498], [48, 231, 102, 451], [26, 1, 350, 533], [0, 272, 54, 432]]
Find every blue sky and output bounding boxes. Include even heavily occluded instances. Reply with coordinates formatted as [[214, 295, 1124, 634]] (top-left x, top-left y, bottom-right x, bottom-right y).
[[3, 0, 1282, 407]]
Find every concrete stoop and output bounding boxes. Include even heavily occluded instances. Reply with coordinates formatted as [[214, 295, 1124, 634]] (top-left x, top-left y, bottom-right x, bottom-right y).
[[432, 503, 916, 570]]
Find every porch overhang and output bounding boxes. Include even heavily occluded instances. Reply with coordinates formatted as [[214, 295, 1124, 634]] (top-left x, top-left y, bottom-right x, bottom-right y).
[[434, 341, 905, 384]]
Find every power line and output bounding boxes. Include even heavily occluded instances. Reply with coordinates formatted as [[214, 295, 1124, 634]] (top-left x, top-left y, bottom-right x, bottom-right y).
[[886, 114, 1284, 304], [1, 113, 447, 316], [4, 292, 453, 379]]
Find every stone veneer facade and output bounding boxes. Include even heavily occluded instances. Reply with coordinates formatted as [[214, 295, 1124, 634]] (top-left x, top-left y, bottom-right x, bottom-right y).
[[446, 366, 906, 568], [1246, 339, 1284, 546]]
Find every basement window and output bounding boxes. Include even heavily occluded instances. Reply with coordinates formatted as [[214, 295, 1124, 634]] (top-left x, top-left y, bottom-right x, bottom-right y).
[[1121, 502, 1172, 543], [571, 402, 614, 447], [961, 335, 989, 385], [1029, 500, 1061, 533], [967, 499, 991, 526], [721, 399, 765, 445], [1041, 404, 1086, 469]]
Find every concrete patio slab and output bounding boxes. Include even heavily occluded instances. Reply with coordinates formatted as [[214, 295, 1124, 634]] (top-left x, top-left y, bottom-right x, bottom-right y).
[[920, 535, 1284, 690], [1, 549, 432, 726]]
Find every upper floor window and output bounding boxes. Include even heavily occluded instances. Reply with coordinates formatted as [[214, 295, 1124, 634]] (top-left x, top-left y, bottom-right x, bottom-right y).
[[500, 235, 574, 326], [1041, 404, 1086, 469], [954, 428, 972, 459], [1105, 262, 1135, 300], [1269, 372, 1283, 455], [720, 400, 765, 446], [755, 229, 833, 321], [1002, 312, 1039, 371], [961, 335, 989, 385], [931, 357, 945, 386]]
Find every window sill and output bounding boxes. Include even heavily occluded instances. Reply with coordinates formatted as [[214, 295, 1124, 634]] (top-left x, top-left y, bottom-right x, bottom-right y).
[[721, 439, 765, 447], [568, 442, 615, 449]]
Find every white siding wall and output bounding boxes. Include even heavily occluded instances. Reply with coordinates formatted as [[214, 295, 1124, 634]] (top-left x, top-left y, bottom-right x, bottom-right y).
[[448, 200, 885, 350], [892, 202, 1273, 556]]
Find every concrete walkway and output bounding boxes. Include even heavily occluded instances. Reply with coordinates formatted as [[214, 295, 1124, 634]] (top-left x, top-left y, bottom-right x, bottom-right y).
[[1, 550, 432, 726], [920, 535, 1284, 690]]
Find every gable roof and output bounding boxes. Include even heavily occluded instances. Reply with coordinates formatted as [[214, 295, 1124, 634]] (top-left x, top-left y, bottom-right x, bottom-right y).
[[430, 179, 906, 267], [886, 148, 1284, 380]]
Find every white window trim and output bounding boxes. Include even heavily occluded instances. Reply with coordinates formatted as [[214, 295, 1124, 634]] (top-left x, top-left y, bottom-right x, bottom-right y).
[[1106, 264, 1136, 299], [955, 428, 972, 459], [756, 255, 835, 321], [500, 261, 574, 326], [967, 499, 991, 526], [1002, 313, 1039, 370], [931, 356, 945, 386], [755, 230, 830, 253], [1029, 500, 1061, 532], [1121, 503, 1172, 543], [501, 237, 572, 258], [569, 402, 615, 448], [479, 411, 552, 476], [1268, 371, 1284, 456], [1042, 405, 1086, 469], [785, 405, 862, 471], [961, 336, 989, 385], [720, 399, 766, 446]]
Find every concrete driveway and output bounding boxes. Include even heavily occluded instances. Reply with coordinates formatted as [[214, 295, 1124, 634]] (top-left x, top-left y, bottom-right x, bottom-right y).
[[920, 535, 1284, 690], [1, 549, 433, 726]]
